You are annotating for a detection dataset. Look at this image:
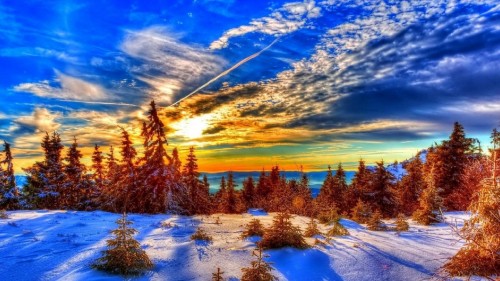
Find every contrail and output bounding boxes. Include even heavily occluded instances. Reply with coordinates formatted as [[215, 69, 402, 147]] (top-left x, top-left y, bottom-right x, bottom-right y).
[[169, 37, 280, 107]]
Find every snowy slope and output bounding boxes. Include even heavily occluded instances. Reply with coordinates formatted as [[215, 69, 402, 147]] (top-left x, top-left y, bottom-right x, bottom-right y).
[[0, 210, 476, 281]]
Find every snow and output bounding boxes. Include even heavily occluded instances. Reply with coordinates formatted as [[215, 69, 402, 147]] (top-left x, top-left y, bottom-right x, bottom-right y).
[[0, 210, 479, 281]]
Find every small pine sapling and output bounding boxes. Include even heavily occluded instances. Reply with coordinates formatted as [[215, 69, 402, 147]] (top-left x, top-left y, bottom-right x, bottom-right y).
[[326, 221, 349, 236], [367, 209, 386, 231], [241, 247, 278, 281], [350, 199, 371, 224], [242, 218, 265, 238], [212, 267, 225, 281], [316, 208, 340, 225], [395, 213, 409, 232], [191, 227, 213, 242], [92, 213, 153, 275], [304, 217, 321, 237], [259, 212, 309, 249]]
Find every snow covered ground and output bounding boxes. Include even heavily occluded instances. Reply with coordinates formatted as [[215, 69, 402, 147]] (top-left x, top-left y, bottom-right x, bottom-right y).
[[0, 210, 475, 281]]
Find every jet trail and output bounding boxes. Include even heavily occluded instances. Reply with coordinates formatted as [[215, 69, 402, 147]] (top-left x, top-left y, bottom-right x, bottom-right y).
[[169, 37, 280, 107]]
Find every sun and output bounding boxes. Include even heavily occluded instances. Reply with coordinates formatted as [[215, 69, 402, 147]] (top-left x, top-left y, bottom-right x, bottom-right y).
[[172, 114, 212, 139]]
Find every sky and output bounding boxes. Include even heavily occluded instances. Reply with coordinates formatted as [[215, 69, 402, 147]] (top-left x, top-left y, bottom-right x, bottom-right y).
[[1, 0, 499, 173]]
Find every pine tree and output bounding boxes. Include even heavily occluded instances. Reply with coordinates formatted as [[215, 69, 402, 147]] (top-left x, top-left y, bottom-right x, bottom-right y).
[[116, 128, 138, 213], [23, 132, 66, 209], [395, 153, 425, 215], [428, 122, 475, 210], [92, 213, 153, 275], [91, 144, 105, 196], [212, 267, 225, 281], [304, 217, 321, 237], [395, 213, 409, 232], [292, 172, 313, 216], [350, 199, 371, 224], [344, 159, 371, 213], [368, 161, 395, 217], [241, 247, 278, 281], [259, 212, 308, 249], [214, 176, 227, 213], [220, 171, 243, 213], [139, 100, 172, 213], [412, 166, 443, 225], [167, 147, 187, 214], [63, 137, 91, 209], [367, 209, 386, 231], [242, 176, 255, 209], [0, 141, 19, 210], [444, 128, 500, 277], [99, 146, 120, 211], [242, 218, 265, 238], [182, 146, 209, 214]]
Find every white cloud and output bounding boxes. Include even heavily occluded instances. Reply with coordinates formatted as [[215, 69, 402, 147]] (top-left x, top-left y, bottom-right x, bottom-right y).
[[12, 107, 61, 134], [13, 71, 109, 101], [209, 0, 322, 50], [121, 26, 226, 100]]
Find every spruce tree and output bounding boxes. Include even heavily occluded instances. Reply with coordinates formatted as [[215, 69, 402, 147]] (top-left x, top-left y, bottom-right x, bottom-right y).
[[116, 128, 138, 213], [395, 153, 425, 215], [260, 212, 308, 249], [182, 146, 209, 214], [93, 213, 153, 275], [412, 166, 443, 225], [91, 144, 105, 196], [242, 218, 265, 238], [23, 132, 65, 209], [64, 137, 91, 209], [444, 128, 500, 277], [367, 209, 386, 231], [241, 247, 278, 281], [99, 146, 120, 211], [0, 141, 19, 210], [344, 159, 371, 213], [350, 199, 371, 224], [242, 176, 255, 209], [139, 100, 171, 213], [220, 171, 243, 213], [304, 217, 321, 237], [369, 161, 395, 217], [395, 213, 409, 232]]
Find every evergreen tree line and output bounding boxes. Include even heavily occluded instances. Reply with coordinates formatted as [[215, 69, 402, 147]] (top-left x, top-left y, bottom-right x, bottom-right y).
[[0, 102, 496, 222]]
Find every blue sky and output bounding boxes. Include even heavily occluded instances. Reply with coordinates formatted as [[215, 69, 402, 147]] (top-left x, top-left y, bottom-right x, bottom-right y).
[[1, 0, 499, 172]]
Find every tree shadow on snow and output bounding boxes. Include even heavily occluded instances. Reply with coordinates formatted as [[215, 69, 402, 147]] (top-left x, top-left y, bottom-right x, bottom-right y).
[[267, 248, 344, 281]]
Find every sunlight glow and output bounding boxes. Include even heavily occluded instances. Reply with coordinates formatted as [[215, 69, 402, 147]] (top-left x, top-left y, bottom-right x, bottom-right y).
[[172, 114, 212, 139]]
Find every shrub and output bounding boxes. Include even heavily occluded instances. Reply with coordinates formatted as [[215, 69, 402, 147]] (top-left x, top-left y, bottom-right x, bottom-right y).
[[92, 213, 153, 275], [241, 247, 278, 281], [304, 217, 321, 237], [317, 208, 340, 224], [0, 209, 8, 219], [259, 212, 308, 249], [326, 221, 349, 236], [395, 213, 409, 232], [367, 210, 386, 231], [191, 227, 213, 242], [242, 218, 265, 238]]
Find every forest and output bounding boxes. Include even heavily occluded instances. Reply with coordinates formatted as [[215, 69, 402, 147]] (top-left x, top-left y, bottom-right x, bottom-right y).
[[0, 100, 499, 279]]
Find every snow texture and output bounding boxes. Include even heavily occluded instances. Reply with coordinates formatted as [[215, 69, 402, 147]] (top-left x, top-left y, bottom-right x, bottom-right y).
[[0, 210, 478, 280]]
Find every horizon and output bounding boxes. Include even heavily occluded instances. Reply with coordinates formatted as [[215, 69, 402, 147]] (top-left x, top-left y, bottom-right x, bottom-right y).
[[1, 0, 499, 173]]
